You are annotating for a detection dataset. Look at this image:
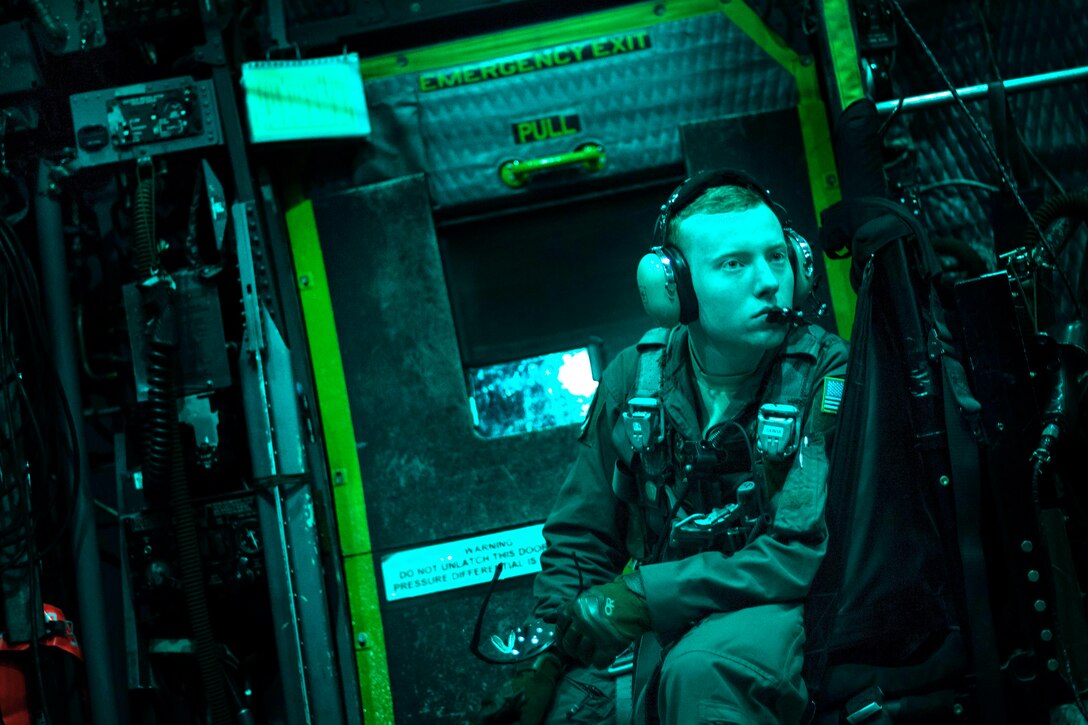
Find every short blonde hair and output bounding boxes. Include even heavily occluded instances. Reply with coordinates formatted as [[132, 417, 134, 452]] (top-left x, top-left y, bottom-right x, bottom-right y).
[[668, 185, 768, 253]]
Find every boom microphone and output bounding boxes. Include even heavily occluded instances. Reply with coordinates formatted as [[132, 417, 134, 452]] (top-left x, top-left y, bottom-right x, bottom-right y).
[[766, 303, 828, 326]]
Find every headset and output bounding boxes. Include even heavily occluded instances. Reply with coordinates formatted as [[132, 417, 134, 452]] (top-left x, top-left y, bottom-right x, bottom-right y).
[[636, 169, 816, 328]]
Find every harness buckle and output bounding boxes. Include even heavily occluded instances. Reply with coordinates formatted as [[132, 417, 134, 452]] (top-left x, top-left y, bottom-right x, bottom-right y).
[[756, 403, 802, 463], [623, 397, 664, 453], [666, 480, 767, 556]]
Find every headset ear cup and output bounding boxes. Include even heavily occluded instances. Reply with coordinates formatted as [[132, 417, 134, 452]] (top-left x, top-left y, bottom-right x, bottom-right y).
[[786, 229, 815, 306], [667, 246, 698, 324], [637, 250, 682, 327], [636, 246, 697, 327]]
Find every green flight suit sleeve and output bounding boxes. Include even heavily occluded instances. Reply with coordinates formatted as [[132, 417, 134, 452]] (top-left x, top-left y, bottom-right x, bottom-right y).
[[636, 340, 849, 640], [531, 350, 636, 622]]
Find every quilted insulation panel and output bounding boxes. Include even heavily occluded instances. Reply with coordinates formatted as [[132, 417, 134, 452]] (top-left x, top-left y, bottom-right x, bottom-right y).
[[883, 0, 1088, 275], [360, 10, 799, 207]]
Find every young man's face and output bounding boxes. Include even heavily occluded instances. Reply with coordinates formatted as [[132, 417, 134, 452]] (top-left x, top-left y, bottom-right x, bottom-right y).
[[677, 204, 794, 355]]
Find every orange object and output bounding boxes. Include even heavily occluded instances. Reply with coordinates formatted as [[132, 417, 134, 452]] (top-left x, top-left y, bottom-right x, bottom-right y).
[[0, 604, 85, 724]]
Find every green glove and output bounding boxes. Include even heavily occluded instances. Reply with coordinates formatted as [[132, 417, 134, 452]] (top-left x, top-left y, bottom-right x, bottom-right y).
[[555, 576, 651, 669], [478, 652, 564, 725]]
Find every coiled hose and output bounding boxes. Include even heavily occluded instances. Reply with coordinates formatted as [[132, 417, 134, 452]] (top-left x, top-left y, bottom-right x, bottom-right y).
[[145, 313, 231, 725], [1023, 189, 1088, 313], [1023, 189, 1088, 256], [133, 163, 158, 279], [25, 0, 67, 42]]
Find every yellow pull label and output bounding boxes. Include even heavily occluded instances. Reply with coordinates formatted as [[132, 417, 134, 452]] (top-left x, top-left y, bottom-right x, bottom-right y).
[[512, 113, 582, 145]]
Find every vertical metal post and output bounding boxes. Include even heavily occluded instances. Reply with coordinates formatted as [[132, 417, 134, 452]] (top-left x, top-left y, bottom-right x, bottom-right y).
[[35, 160, 122, 725], [261, 179, 365, 725], [237, 200, 313, 723]]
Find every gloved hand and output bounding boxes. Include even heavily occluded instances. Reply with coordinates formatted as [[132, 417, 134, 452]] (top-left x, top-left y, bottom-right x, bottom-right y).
[[555, 576, 651, 669], [478, 652, 564, 725]]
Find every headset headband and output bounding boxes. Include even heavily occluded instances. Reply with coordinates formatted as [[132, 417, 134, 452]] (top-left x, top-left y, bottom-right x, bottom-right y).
[[637, 168, 815, 328], [651, 169, 792, 248]]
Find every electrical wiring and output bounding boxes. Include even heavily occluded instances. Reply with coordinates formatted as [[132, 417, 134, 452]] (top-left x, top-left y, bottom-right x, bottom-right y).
[[0, 216, 80, 567], [888, 0, 1085, 321], [23, 467, 55, 725], [14, 366, 79, 560], [973, 0, 1067, 195], [890, 4, 1088, 719], [917, 178, 1002, 195], [0, 286, 30, 554], [0, 212, 80, 725], [878, 97, 905, 139]]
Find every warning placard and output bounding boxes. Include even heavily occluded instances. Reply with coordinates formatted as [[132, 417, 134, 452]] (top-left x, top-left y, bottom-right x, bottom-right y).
[[381, 524, 546, 601]]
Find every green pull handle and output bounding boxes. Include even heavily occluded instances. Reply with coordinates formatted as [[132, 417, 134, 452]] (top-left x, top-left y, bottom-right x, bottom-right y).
[[499, 143, 606, 188]]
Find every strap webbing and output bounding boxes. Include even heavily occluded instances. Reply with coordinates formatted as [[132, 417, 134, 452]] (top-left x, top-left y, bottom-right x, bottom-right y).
[[942, 360, 1006, 725]]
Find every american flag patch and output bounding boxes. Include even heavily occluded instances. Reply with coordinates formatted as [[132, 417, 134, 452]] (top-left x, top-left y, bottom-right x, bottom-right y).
[[821, 376, 845, 414]]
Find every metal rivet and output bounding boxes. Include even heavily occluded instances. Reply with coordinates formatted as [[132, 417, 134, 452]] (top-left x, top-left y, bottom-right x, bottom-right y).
[[299, 275, 310, 287], [357, 632, 368, 647], [1021, 540, 1033, 553], [1041, 629, 1053, 642], [1034, 599, 1047, 612], [939, 475, 950, 487], [1047, 659, 1059, 671], [1027, 570, 1040, 582]]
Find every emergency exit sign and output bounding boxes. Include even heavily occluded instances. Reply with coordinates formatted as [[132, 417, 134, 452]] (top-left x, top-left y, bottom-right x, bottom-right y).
[[381, 523, 546, 601]]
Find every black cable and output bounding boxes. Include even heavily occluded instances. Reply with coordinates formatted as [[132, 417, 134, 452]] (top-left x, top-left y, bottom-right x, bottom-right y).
[[0, 208, 81, 725], [468, 563, 522, 665], [0, 283, 46, 723], [25, 0, 67, 41], [24, 478, 54, 725], [650, 477, 694, 564], [877, 97, 905, 139], [0, 227, 47, 354], [972, 0, 1066, 195], [887, 0, 1085, 321], [0, 217, 80, 559], [0, 292, 31, 555], [16, 371, 79, 561], [917, 179, 1002, 195], [1, 331, 48, 550], [0, 219, 47, 334], [145, 319, 232, 724], [133, 164, 157, 278]]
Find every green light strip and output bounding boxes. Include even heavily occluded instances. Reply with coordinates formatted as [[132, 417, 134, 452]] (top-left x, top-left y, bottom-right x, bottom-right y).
[[822, 0, 867, 112], [722, 0, 856, 337], [359, 0, 722, 80], [284, 200, 393, 724]]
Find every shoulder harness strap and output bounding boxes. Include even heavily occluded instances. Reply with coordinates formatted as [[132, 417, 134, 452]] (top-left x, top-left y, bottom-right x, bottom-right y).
[[753, 330, 834, 463], [624, 327, 673, 453]]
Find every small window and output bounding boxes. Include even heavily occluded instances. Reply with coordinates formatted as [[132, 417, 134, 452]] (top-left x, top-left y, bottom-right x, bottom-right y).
[[468, 346, 600, 439]]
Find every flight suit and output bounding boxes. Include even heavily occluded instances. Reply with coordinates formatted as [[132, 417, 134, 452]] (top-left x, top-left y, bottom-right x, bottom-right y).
[[531, 324, 849, 724]]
